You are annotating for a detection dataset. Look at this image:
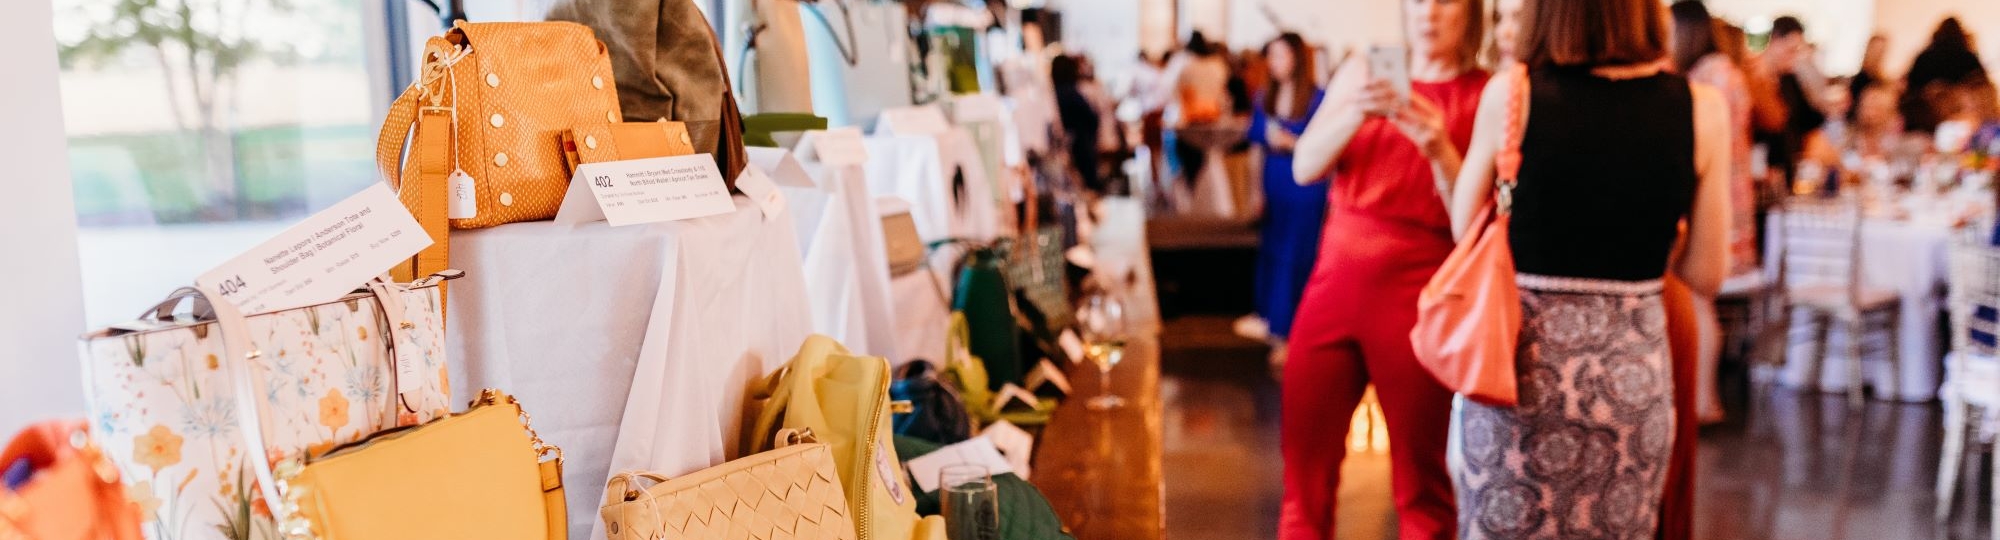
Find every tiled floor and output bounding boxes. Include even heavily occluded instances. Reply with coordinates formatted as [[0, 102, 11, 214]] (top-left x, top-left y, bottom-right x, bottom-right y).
[[1158, 316, 1993, 540]]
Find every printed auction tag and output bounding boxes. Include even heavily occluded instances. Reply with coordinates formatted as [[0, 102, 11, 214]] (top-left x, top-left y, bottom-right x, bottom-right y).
[[877, 104, 951, 137], [747, 146, 818, 189], [195, 182, 432, 314], [1058, 329, 1086, 364], [953, 94, 1006, 123], [798, 127, 870, 167], [733, 164, 786, 222], [979, 420, 1036, 480], [554, 154, 736, 227]]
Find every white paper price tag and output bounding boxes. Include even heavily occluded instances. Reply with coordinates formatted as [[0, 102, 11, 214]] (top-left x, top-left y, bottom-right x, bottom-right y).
[[734, 164, 786, 221], [799, 128, 870, 167], [1058, 329, 1086, 363], [554, 154, 736, 227], [953, 94, 1006, 123], [195, 183, 432, 314], [878, 105, 951, 137], [746, 146, 818, 189], [447, 169, 477, 219], [906, 437, 1016, 493], [979, 420, 1036, 480]]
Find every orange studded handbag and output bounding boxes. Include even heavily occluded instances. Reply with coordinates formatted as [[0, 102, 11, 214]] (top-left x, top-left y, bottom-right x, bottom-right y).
[[377, 21, 623, 283]]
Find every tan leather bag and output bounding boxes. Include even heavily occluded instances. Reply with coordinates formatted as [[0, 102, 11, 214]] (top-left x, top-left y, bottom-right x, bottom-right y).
[[601, 430, 856, 540], [0, 421, 142, 540], [378, 21, 623, 283], [1410, 65, 1527, 408]]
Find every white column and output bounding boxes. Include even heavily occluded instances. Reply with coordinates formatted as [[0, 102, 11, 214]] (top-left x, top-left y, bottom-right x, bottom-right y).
[[0, 0, 87, 434]]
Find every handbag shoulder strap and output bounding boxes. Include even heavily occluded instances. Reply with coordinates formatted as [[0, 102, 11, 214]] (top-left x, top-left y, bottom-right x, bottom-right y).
[[1495, 64, 1529, 214], [375, 37, 459, 285]]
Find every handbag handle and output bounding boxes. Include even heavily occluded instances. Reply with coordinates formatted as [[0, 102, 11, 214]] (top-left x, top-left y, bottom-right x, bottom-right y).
[[1494, 64, 1529, 216], [202, 274, 453, 515], [603, 429, 819, 505], [140, 287, 215, 322]]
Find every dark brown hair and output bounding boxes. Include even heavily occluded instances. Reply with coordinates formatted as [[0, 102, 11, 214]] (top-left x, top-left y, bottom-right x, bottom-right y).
[[1518, 0, 1669, 69], [1668, 0, 1716, 74], [1263, 33, 1316, 123]]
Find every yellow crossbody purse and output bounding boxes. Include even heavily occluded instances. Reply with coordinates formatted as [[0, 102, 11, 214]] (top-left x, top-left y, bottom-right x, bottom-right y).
[[202, 283, 565, 540]]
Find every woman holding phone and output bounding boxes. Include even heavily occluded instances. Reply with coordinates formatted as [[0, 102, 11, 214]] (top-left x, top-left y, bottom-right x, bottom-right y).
[[1281, 0, 1488, 538]]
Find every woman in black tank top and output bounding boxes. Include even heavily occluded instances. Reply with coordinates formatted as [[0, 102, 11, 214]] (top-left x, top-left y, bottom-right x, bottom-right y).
[[1442, 0, 1732, 538]]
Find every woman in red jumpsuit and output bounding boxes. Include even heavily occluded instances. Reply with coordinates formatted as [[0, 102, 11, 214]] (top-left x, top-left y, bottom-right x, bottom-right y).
[[1281, 0, 1487, 538]]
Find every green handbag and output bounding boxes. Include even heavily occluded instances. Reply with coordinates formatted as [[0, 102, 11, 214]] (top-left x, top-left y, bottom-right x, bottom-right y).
[[950, 242, 1024, 390], [893, 436, 1076, 540]]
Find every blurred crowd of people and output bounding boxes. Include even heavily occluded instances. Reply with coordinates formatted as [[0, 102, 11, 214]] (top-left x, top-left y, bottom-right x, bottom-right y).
[[1035, 2, 1996, 540]]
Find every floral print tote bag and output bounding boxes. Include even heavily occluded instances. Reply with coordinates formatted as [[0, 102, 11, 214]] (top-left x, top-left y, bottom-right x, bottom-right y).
[[78, 273, 457, 540]]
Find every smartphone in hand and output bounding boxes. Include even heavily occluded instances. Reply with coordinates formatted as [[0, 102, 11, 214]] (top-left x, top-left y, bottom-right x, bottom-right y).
[[1368, 44, 1412, 101]]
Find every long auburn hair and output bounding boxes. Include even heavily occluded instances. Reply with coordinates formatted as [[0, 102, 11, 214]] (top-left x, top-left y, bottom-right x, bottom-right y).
[[1517, 0, 1669, 69], [1263, 33, 1316, 123]]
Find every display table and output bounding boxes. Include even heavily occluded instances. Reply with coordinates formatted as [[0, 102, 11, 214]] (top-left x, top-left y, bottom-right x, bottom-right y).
[[443, 199, 813, 540], [1032, 198, 1166, 539], [1767, 213, 1951, 400]]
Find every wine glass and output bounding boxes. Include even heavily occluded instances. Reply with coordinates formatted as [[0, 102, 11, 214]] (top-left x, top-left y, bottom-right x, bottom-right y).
[[1076, 285, 1130, 410]]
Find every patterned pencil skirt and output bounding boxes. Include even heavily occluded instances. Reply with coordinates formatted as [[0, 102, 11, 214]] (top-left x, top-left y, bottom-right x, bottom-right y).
[[1456, 274, 1676, 540]]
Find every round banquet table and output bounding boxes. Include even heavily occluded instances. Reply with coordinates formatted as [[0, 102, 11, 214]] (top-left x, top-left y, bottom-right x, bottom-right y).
[[1768, 212, 1952, 401]]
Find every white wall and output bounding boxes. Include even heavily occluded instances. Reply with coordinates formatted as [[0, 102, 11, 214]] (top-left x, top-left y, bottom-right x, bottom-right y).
[[2, 0, 87, 434], [1228, 0, 1400, 61], [1707, 0, 1876, 73]]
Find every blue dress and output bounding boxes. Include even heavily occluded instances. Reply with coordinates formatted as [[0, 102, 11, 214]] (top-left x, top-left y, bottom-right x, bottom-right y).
[[1248, 89, 1329, 339]]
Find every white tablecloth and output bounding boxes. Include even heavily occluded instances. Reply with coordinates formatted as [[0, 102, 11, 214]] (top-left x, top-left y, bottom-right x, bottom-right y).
[[1771, 214, 1951, 400], [779, 150, 901, 362], [445, 200, 813, 540]]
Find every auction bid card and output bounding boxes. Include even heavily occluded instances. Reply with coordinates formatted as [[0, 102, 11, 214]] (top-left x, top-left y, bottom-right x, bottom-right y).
[[555, 154, 736, 227], [195, 182, 432, 314]]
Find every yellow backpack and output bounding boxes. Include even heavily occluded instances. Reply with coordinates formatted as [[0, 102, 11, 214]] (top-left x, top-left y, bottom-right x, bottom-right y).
[[746, 335, 946, 540]]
